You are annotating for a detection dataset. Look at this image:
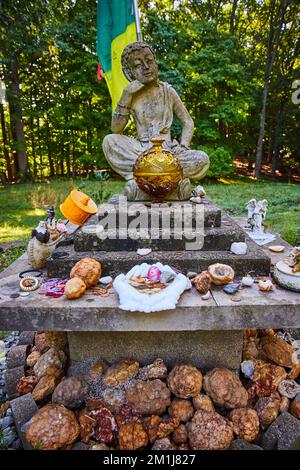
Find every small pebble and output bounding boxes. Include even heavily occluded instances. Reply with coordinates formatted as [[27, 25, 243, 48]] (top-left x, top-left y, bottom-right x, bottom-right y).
[[231, 294, 241, 302], [20, 292, 30, 297], [201, 292, 211, 300]]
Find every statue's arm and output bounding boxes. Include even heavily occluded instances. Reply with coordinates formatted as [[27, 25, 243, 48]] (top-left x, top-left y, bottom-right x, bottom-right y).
[[111, 81, 145, 133], [171, 88, 194, 147]]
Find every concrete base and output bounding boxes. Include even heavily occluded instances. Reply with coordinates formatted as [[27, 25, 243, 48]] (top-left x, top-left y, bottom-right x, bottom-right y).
[[67, 330, 244, 371]]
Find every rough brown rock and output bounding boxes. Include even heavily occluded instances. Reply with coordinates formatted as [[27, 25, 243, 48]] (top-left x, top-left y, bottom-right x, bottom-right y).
[[33, 348, 66, 380], [259, 336, 295, 367], [126, 379, 171, 416], [102, 387, 126, 413], [79, 413, 96, 444], [172, 424, 188, 445], [32, 374, 58, 402], [103, 359, 139, 387], [168, 399, 194, 422], [90, 443, 110, 450], [26, 404, 80, 450], [52, 377, 87, 408], [119, 422, 148, 450], [247, 361, 287, 399], [44, 332, 68, 350], [26, 351, 41, 368], [278, 379, 300, 399], [157, 417, 180, 439], [192, 271, 211, 294], [280, 397, 290, 413], [167, 365, 202, 399], [139, 359, 168, 380], [228, 408, 260, 442], [70, 257, 101, 288], [16, 376, 38, 394], [188, 410, 233, 450], [192, 394, 215, 412], [34, 333, 49, 354], [203, 368, 248, 409], [242, 338, 260, 361], [143, 415, 161, 443], [255, 392, 281, 428]]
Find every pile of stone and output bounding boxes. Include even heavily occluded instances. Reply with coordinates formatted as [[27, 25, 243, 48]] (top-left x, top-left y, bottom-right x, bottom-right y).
[[0, 329, 299, 450]]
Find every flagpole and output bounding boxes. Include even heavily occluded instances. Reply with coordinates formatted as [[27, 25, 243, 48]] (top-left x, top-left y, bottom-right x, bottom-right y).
[[132, 0, 142, 41]]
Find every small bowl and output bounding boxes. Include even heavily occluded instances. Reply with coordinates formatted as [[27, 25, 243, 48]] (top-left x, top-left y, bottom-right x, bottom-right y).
[[273, 261, 300, 292]]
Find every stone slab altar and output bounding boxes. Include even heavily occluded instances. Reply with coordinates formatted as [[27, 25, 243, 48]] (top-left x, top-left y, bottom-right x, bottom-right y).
[[0, 197, 299, 370]]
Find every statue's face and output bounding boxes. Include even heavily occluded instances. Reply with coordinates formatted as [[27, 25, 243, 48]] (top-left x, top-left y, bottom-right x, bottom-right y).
[[128, 48, 158, 84]]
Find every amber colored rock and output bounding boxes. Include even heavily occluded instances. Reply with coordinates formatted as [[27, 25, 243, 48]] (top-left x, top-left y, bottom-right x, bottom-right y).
[[290, 394, 300, 419], [52, 377, 87, 408], [259, 336, 295, 367], [188, 410, 233, 450], [245, 329, 257, 338], [115, 405, 140, 428], [103, 359, 140, 387], [70, 257, 101, 288], [203, 368, 248, 409], [247, 361, 287, 399], [34, 333, 49, 354], [228, 408, 260, 442], [79, 414, 97, 444], [16, 375, 38, 394], [168, 399, 194, 422], [192, 271, 211, 294], [33, 348, 66, 380], [167, 365, 202, 399], [119, 422, 148, 450], [143, 415, 161, 443], [255, 392, 281, 428], [139, 358, 168, 380], [157, 417, 180, 439], [192, 394, 215, 412], [26, 404, 80, 450], [45, 332, 68, 350], [151, 438, 175, 450], [172, 424, 188, 445], [242, 337, 260, 361], [126, 379, 171, 416], [26, 351, 41, 368], [32, 374, 58, 402], [288, 364, 300, 380], [65, 277, 86, 299]]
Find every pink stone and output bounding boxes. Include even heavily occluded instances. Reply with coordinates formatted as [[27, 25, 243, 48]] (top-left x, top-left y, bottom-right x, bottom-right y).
[[147, 266, 161, 281]]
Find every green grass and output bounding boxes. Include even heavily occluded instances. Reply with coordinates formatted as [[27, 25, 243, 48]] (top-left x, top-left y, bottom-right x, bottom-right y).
[[0, 175, 299, 248]]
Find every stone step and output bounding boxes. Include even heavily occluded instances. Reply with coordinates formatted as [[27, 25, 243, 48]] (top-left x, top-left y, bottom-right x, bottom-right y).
[[97, 195, 222, 228], [73, 220, 245, 252], [47, 237, 271, 278]]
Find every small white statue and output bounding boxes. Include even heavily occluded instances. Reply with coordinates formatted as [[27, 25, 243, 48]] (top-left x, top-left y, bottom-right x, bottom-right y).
[[246, 199, 268, 235]]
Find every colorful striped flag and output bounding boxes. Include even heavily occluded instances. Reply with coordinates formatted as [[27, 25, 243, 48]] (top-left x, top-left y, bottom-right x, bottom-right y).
[[97, 0, 137, 111]]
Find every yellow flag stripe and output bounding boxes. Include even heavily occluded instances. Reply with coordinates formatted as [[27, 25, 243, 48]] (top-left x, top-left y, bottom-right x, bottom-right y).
[[104, 22, 137, 111]]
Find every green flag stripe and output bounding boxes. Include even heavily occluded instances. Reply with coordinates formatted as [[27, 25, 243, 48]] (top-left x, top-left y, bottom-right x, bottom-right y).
[[97, 0, 135, 72]]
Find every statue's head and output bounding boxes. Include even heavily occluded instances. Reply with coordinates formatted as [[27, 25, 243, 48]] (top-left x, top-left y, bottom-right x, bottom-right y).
[[121, 42, 158, 84]]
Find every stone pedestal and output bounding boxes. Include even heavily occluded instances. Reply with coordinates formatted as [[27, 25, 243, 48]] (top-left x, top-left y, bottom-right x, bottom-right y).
[[67, 330, 244, 371]]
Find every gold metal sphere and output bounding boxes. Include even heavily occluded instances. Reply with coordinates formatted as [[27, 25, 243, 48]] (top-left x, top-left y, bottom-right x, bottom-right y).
[[133, 137, 183, 200]]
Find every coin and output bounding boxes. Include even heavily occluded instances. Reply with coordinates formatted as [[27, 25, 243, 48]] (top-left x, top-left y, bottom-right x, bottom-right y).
[[231, 295, 241, 302], [10, 293, 20, 299]]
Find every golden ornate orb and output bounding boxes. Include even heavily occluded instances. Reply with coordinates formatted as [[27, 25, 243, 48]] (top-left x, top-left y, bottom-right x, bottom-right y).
[[133, 137, 183, 199]]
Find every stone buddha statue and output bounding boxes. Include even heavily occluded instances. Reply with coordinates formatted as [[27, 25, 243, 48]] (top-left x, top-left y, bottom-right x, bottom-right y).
[[102, 42, 209, 200]]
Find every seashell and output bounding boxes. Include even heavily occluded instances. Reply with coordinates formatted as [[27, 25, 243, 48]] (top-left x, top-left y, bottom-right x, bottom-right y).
[[201, 292, 211, 300], [99, 276, 113, 285], [159, 271, 176, 284], [241, 276, 254, 287], [208, 263, 235, 286], [230, 242, 248, 255], [191, 185, 206, 198], [268, 245, 285, 253], [192, 271, 211, 294], [258, 280, 273, 292], [137, 248, 152, 256], [147, 266, 161, 281], [223, 283, 240, 295], [277, 379, 300, 399]]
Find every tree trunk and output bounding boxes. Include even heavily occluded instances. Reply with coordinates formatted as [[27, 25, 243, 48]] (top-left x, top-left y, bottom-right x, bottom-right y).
[[254, 0, 285, 178], [271, 98, 285, 177], [30, 88, 37, 178], [230, 0, 238, 35], [7, 54, 27, 178], [0, 102, 13, 181], [37, 117, 43, 178], [46, 117, 55, 177]]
